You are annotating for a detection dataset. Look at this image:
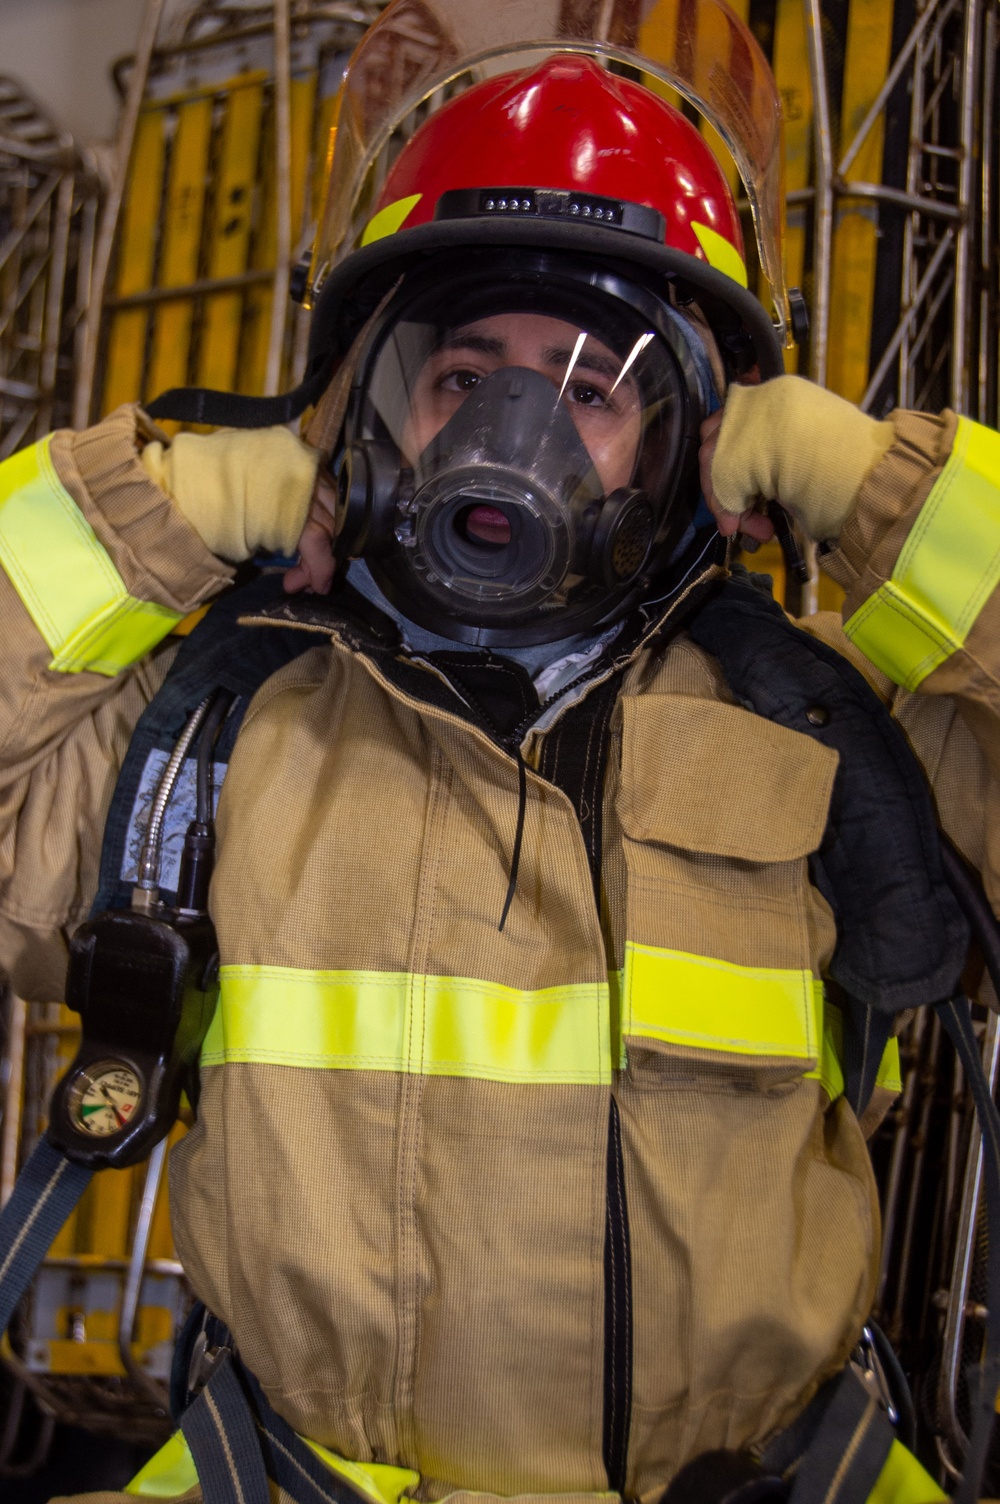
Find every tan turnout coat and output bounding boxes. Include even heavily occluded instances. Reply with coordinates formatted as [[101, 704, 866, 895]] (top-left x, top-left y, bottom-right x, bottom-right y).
[[2, 404, 999, 1503]]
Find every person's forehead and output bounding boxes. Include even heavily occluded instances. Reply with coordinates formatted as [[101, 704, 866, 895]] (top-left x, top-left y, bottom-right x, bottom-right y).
[[440, 312, 622, 374]]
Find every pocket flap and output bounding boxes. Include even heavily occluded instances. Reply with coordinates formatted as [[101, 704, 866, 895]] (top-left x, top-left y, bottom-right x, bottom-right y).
[[618, 694, 839, 861]]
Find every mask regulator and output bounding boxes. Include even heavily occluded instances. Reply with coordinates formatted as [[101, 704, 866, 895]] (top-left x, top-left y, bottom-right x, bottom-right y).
[[48, 690, 233, 1170]]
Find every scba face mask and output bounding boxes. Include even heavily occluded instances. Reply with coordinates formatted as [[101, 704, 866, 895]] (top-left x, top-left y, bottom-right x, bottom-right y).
[[334, 253, 712, 646]]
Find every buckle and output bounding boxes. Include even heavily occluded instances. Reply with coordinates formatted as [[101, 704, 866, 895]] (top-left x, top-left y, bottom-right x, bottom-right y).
[[852, 1324, 899, 1428], [187, 1323, 229, 1398]]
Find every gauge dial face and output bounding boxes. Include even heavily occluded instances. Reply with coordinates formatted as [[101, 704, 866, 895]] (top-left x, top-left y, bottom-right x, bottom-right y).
[[69, 1063, 142, 1137]]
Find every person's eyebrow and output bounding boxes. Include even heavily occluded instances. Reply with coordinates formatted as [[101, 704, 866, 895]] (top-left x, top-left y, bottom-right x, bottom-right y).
[[439, 332, 507, 358], [544, 344, 621, 381]]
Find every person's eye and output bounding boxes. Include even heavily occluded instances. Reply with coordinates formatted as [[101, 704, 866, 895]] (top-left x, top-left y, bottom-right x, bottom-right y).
[[567, 382, 608, 408], [438, 368, 482, 394]]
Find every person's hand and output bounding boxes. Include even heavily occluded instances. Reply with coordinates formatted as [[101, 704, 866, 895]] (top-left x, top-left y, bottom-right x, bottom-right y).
[[284, 469, 339, 594], [139, 425, 321, 562], [699, 408, 775, 543], [705, 376, 895, 545]]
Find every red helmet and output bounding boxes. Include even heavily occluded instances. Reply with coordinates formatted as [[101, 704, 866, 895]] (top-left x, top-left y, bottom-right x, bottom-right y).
[[308, 54, 782, 380], [374, 56, 745, 277]]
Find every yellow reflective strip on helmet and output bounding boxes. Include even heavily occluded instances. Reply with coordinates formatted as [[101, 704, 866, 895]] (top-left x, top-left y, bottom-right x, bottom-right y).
[[623, 941, 819, 1060], [201, 966, 612, 1084], [0, 437, 182, 675], [845, 416, 1000, 689], [691, 220, 749, 288], [361, 194, 422, 246], [125, 1430, 198, 1496], [866, 1439, 947, 1503]]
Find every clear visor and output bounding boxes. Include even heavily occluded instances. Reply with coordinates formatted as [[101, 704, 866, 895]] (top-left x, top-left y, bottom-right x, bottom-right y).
[[310, 0, 788, 339]]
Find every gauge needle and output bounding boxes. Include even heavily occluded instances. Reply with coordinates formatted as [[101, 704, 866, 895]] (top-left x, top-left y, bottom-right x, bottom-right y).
[[98, 1083, 127, 1128]]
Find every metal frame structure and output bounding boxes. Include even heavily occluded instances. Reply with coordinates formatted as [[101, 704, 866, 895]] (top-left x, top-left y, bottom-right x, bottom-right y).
[[0, 79, 100, 461], [803, 0, 1000, 1481], [805, 0, 999, 421], [74, 0, 385, 427]]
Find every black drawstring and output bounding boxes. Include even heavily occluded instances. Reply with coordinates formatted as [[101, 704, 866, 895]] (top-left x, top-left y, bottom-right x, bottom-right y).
[[498, 747, 527, 933]]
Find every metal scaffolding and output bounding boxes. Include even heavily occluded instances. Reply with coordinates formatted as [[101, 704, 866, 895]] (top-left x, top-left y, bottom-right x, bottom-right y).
[[0, 80, 100, 461], [802, 3, 1000, 1481], [805, 0, 1000, 422]]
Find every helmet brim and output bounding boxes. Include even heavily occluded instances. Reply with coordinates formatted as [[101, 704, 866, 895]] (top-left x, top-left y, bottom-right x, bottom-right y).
[[308, 216, 785, 382]]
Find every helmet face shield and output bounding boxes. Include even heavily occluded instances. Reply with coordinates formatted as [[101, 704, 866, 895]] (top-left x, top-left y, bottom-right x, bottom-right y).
[[336, 253, 709, 645]]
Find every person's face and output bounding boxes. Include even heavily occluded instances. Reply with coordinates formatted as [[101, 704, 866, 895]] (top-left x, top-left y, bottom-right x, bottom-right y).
[[402, 311, 644, 497]]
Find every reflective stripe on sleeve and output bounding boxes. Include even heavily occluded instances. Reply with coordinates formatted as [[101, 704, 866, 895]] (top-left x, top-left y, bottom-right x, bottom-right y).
[[844, 416, 1000, 689], [622, 940, 819, 1065], [201, 966, 613, 1084], [0, 437, 182, 675]]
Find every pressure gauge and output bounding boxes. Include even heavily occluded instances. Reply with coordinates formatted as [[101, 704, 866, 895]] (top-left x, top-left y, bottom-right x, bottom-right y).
[[66, 1062, 142, 1137]]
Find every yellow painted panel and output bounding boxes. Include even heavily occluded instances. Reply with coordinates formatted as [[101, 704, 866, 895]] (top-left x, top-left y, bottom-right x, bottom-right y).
[[699, 0, 749, 198], [102, 110, 167, 414], [147, 97, 214, 431], [198, 80, 265, 395], [827, 0, 896, 402], [638, 0, 685, 114], [76, 1165, 135, 1261], [312, 91, 342, 226], [241, 95, 277, 397], [137, 1305, 175, 1349], [42, 1339, 151, 1377], [772, 0, 813, 374], [290, 73, 318, 245]]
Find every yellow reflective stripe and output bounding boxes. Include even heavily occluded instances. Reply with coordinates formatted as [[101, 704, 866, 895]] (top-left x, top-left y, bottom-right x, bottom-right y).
[[0, 437, 181, 676], [202, 966, 612, 1084], [845, 416, 1000, 689], [877, 1035, 903, 1095], [807, 982, 845, 1101], [623, 941, 819, 1060], [303, 1441, 419, 1504], [807, 998, 902, 1104], [126, 1430, 421, 1504], [866, 1439, 947, 1503], [125, 1430, 197, 1496]]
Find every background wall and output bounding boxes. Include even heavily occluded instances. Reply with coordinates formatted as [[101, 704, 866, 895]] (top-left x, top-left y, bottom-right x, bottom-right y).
[[1, 0, 148, 143]]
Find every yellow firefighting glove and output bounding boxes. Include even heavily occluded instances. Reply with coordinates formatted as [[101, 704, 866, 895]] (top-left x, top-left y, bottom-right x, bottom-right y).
[[140, 425, 321, 562], [711, 374, 895, 542]]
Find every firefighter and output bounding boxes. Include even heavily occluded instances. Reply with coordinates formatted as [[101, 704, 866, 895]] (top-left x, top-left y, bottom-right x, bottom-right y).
[[0, 41, 996, 1504]]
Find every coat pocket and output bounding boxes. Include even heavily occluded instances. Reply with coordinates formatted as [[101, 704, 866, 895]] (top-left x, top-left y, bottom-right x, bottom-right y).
[[615, 693, 839, 1089]]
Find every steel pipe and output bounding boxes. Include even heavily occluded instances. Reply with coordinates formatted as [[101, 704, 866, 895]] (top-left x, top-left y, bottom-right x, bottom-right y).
[[861, 228, 955, 410], [264, 0, 293, 398]]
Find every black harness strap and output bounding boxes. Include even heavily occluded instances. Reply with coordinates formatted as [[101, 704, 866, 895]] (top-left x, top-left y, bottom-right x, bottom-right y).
[[180, 1351, 270, 1504], [179, 1335, 377, 1504], [0, 1138, 92, 1335], [785, 1369, 895, 1504]]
